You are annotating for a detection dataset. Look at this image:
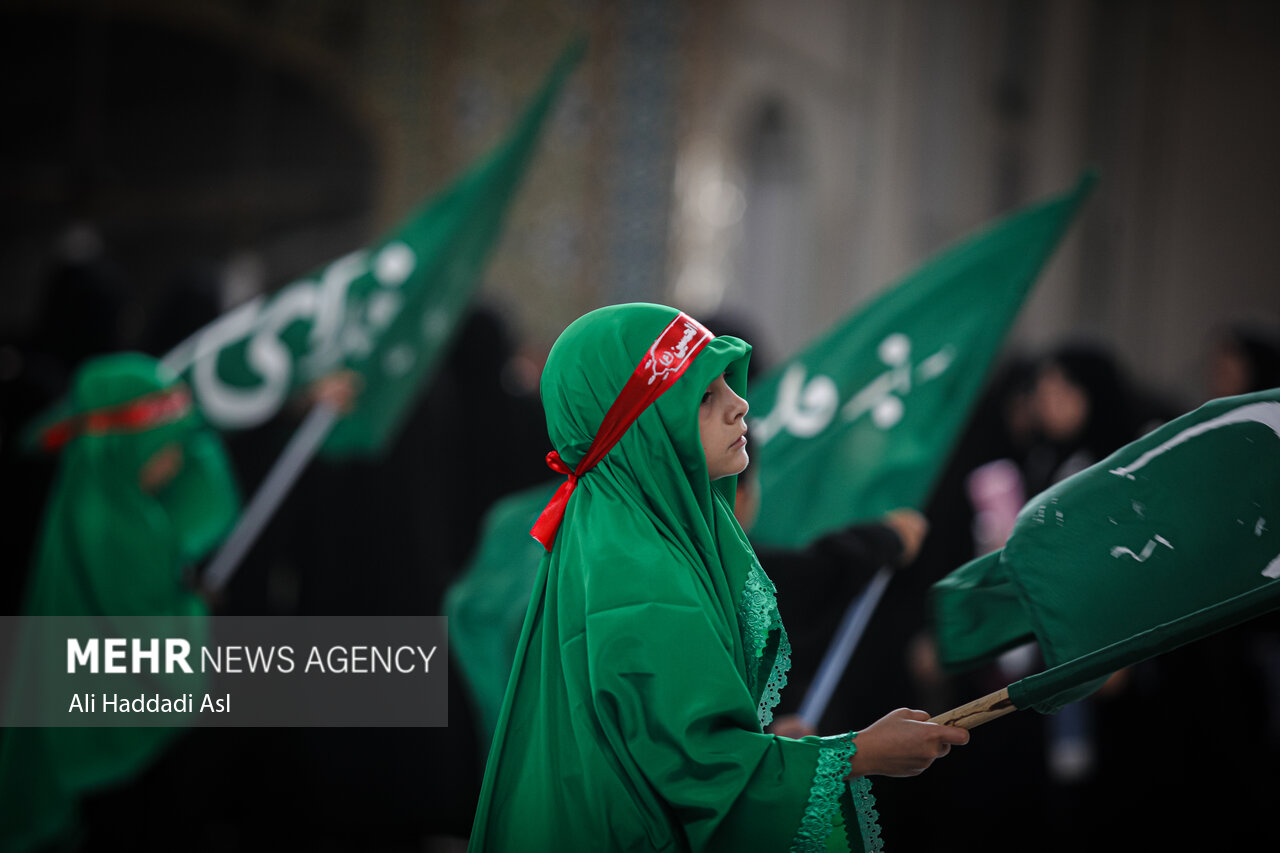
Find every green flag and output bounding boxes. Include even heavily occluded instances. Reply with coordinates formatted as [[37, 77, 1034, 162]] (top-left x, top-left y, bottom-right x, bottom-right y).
[[747, 172, 1096, 547], [159, 40, 583, 457], [932, 389, 1280, 715]]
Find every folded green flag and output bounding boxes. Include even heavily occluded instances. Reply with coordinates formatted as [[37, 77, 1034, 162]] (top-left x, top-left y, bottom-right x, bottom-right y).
[[933, 389, 1280, 714], [747, 171, 1096, 547], [156, 40, 583, 458]]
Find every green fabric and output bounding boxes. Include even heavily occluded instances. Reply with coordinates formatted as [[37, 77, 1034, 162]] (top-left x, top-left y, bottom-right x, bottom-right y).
[[147, 41, 582, 457], [468, 304, 875, 853], [445, 480, 559, 744], [933, 389, 1280, 713], [0, 353, 240, 853], [748, 171, 1096, 547]]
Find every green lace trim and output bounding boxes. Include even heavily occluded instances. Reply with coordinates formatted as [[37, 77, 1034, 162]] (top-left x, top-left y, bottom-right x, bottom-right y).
[[757, 628, 791, 728], [738, 561, 791, 727], [739, 561, 775, 660], [790, 732, 859, 853], [850, 774, 883, 852], [788, 733, 884, 853]]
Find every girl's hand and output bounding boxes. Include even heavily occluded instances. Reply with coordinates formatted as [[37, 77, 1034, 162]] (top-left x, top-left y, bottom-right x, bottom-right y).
[[882, 508, 929, 565], [847, 707, 970, 777]]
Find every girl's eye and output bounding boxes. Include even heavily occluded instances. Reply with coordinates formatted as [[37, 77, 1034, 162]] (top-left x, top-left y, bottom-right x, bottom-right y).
[[701, 391, 712, 404]]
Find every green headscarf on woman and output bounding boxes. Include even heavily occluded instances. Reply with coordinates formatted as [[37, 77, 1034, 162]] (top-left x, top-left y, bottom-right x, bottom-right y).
[[469, 304, 880, 852], [0, 352, 240, 852]]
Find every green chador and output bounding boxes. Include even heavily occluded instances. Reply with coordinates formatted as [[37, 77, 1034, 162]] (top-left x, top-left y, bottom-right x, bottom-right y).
[[0, 353, 240, 852], [469, 304, 881, 852]]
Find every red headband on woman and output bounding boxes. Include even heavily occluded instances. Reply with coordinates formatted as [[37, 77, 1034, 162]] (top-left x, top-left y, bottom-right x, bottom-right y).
[[530, 312, 713, 550], [40, 387, 193, 452]]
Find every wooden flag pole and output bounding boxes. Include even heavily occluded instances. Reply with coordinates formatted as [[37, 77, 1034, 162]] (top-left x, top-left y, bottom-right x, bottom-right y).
[[929, 686, 1017, 729]]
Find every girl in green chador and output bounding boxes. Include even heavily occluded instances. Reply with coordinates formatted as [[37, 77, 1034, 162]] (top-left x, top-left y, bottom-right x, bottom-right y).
[[0, 353, 240, 852], [470, 304, 967, 852]]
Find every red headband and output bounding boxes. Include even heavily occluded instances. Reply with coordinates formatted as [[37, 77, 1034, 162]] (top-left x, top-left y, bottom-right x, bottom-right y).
[[530, 312, 713, 550], [40, 386, 193, 452]]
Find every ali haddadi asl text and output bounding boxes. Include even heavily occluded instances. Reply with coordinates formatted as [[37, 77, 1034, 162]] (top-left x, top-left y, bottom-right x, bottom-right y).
[[67, 692, 229, 714]]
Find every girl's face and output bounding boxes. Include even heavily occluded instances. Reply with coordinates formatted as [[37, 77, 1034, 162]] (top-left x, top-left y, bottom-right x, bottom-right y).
[[1033, 364, 1089, 441], [699, 374, 750, 480], [138, 441, 185, 493]]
